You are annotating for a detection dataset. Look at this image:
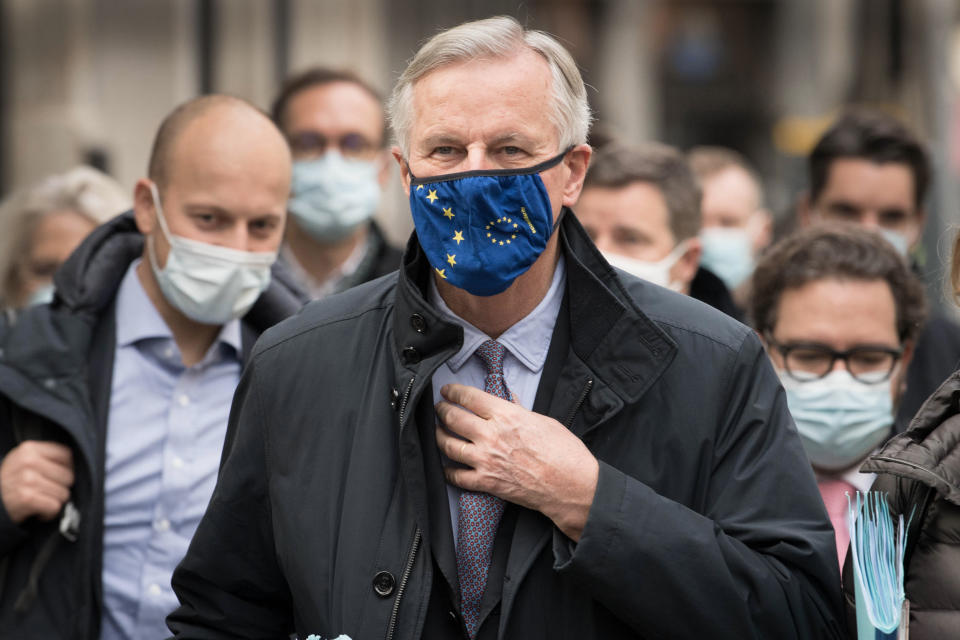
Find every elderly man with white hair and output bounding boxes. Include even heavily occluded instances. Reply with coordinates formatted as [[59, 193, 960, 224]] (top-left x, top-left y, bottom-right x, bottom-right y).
[[169, 16, 844, 639]]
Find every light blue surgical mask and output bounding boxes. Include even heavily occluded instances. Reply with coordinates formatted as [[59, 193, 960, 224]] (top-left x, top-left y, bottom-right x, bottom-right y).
[[288, 152, 381, 242], [778, 368, 894, 472], [27, 283, 55, 307], [698, 227, 755, 290], [878, 228, 910, 257]]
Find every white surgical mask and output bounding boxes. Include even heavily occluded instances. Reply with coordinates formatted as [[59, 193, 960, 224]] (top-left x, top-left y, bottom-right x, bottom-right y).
[[288, 151, 381, 242], [27, 283, 55, 307], [878, 228, 910, 257], [148, 183, 276, 325], [778, 368, 894, 472], [603, 240, 690, 291], [698, 227, 755, 290]]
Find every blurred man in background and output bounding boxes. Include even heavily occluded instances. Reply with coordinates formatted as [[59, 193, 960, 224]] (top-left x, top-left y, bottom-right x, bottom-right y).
[[688, 146, 772, 311], [751, 225, 925, 566], [271, 68, 402, 299], [0, 166, 129, 308], [0, 95, 304, 639], [799, 109, 959, 431], [576, 142, 742, 320]]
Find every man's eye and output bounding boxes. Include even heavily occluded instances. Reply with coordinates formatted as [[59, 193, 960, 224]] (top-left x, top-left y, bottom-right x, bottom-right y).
[[502, 146, 523, 155], [193, 213, 219, 228], [433, 146, 454, 155], [879, 209, 909, 226]]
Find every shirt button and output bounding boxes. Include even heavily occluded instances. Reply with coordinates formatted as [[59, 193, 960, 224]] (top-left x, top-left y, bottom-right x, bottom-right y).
[[172, 456, 185, 469], [164, 347, 175, 359], [155, 518, 171, 532], [148, 583, 162, 597], [177, 394, 190, 406]]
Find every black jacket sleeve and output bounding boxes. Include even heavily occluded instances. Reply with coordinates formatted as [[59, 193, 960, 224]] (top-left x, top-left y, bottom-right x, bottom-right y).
[[167, 359, 294, 639], [553, 333, 846, 638]]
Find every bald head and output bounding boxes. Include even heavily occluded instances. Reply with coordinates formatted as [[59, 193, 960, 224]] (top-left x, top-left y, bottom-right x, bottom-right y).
[[147, 95, 291, 192]]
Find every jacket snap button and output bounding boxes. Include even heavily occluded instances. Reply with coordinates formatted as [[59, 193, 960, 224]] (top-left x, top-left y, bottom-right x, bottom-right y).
[[410, 313, 427, 334], [390, 387, 400, 410], [373, 570, 395, 597], [402, 346, 420, 364]]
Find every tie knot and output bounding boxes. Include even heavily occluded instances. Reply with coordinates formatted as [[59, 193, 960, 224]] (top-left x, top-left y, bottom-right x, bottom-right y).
[[475, 340, 506, 376]]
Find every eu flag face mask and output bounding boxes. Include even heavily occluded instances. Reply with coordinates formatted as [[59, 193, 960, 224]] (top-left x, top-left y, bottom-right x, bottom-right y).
[[407, 149, 569, 296]]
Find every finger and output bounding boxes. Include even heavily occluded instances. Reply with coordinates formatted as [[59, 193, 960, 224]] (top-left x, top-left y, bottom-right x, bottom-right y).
[[34, 457, 75, 488], [435, 400, 486, 441], [435, 425, 475, 466], [441, 383, 510, 419], [444, 465, 484, 493], [24, 441, 73, 467], [23, 473, 71, 508], [32, 494, 68, 521]]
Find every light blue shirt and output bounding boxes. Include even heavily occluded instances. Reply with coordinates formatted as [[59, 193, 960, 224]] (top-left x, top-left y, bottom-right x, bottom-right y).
[[429, 256, 566, 546], [100, 261, 242, 640]]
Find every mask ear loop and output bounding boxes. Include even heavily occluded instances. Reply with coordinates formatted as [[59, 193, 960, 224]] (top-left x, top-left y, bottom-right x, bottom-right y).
[[147, 182, 175, 274]]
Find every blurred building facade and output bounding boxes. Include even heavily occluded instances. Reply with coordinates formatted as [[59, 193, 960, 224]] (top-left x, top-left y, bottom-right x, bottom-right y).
[[1, 0, 958, 307]]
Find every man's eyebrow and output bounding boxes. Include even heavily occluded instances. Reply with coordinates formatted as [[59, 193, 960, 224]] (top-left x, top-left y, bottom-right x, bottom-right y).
[[488, 132, 534, 147], [419, 134, 463, 148]]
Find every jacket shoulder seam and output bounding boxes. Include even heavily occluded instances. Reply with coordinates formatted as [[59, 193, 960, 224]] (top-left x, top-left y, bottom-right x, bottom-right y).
[[253, 302, 392, 358]]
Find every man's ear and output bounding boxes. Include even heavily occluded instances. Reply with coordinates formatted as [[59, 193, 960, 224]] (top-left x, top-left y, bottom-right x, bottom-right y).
[[670, 237, 702, 293], [907, 209, 926, 250], [132, 179, 157, 235], [561, 144, 592, 208], [392, 146, 410, 196], [751, 209, 774, 253]]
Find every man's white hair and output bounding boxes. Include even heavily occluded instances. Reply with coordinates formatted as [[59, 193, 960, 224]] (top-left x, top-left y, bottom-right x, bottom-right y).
[[387, 16, 592, 157]]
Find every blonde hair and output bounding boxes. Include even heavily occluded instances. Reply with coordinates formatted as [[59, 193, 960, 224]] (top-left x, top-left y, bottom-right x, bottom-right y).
[[0, 166, 130, 304], [387, 15, 591, 157]]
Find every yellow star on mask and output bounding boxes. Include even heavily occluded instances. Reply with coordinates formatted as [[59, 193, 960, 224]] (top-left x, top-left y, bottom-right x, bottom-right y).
[[416, 185, 424, 191], [447, 254, 456, 266], [453, 230, 464, 245], [443, 207, 454, 219], [435, 267, 446, 279], [426, 189, 439, 203]]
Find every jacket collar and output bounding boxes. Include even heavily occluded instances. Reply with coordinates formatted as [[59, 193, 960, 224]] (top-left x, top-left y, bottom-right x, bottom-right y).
[[863, 370, 960, 505], [390, 209, 677, 408]]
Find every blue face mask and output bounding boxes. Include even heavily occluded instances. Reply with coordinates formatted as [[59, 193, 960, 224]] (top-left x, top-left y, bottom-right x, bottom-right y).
[[289, 152, 381, 242], [778, 369, 894, 472], [878, 228, 910, 257], [407, 149, 568, 296], [698, 227, 755, 290]]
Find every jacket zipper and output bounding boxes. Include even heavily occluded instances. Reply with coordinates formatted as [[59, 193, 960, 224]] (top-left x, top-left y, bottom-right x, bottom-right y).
[[398, 376, 416, 426], [563, 378, 593, 428], [385, 528, 422, 640]]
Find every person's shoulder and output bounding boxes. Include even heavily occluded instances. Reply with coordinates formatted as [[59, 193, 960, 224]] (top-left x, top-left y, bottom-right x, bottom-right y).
[[615, 269, 754, 354], [252, 271, 398, 356]]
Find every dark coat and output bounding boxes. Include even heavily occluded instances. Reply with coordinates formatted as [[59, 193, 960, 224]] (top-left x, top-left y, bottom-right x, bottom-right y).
[[169, 212, 845, 640], [0, 212, 306, 639], [843, 370, 960, 639]]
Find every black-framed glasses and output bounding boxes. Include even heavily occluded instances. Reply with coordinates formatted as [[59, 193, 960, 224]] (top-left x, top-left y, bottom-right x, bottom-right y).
[[765, 335, 903, 383], [286, 131, 379, 160]]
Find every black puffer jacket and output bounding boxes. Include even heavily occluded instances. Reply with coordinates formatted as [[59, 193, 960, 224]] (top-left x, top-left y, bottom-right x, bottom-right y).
[[843, 370, 960, 639], [0, 212, 306, 639]]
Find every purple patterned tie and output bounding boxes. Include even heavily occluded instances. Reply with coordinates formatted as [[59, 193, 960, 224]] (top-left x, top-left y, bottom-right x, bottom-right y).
[[456, 340, 509, 638]]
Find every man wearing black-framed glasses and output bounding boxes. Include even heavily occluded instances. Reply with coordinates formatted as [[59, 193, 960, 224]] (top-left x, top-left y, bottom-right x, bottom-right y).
[[751, 224, 926, 567]]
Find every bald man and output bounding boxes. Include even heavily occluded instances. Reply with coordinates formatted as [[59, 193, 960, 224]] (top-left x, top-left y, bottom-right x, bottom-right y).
[[0, 95, 305, 639]]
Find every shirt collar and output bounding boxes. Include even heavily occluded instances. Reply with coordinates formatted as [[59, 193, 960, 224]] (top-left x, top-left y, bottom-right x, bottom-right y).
[[114, 259, 243, 356], [428, 255, 566, 374]]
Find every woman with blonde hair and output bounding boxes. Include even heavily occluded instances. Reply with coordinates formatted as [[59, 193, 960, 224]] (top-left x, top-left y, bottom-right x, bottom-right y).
[[843, 228, 960, 637], [0, 166, 129, 307]]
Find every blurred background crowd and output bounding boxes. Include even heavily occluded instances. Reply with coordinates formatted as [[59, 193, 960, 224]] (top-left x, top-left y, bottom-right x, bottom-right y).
[[1, 0, 959, 312]]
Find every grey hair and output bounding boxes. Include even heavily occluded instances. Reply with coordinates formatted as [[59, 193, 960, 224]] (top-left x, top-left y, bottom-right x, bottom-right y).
[[387, 16, 591, 157]]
